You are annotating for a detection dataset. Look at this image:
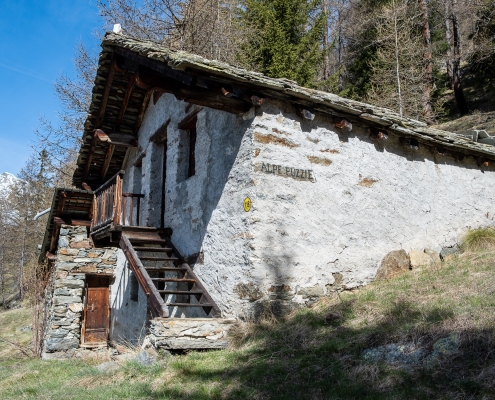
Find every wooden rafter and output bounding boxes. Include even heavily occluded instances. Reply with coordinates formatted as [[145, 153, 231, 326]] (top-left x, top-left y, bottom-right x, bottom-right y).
[[101, 144, 115, 181], [115, 73, 136, 130]]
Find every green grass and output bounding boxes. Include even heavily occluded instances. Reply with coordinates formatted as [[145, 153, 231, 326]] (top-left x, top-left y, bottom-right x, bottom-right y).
[[1, 240, 495, 399]]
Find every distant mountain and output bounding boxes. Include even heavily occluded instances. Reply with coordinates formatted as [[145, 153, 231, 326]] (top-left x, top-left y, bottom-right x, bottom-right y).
[[0, 172, 22, 199]]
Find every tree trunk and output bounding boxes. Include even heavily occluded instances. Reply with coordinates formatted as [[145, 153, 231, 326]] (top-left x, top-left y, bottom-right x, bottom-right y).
[[418, 0, 434, 123], [451, 0, 469, 115], [323, 0, 329, 80], [392, 0, 404, 118], [444, 0, 454, 88]]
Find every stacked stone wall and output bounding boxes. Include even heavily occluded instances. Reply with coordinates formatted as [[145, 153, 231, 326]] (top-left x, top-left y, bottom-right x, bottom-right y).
[[41, 225, 118, 359]]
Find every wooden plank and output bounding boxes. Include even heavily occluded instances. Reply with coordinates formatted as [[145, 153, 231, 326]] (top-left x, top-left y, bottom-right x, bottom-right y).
[[139, 256, 178, 261], [150, 278, 196, 283], [178, 107, 203, 130], [95, 129, 138, 147], [83, 287, 109, 344], [53, 217, 91, 227], [100, 144, 115, 181], [158, 291, 203, 295], [115, 73, 136, 130], [166, 241, 222, 317]]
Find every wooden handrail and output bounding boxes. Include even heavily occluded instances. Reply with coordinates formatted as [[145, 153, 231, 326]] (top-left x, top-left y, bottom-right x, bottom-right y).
[[90, 170, 145, 234], [119, 234, 168, 318]]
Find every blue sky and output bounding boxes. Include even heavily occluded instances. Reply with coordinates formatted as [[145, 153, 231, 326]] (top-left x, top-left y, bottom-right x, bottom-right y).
[[0, 0, 103, 175]]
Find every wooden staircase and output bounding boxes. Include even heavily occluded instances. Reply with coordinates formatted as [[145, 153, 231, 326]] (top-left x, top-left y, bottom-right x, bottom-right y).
[[117, 226, 221, 318]]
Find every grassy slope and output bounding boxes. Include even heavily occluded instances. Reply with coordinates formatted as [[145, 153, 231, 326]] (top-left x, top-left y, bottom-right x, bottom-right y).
[[0, 242, 494, 400], [434, 78, 495, 135]]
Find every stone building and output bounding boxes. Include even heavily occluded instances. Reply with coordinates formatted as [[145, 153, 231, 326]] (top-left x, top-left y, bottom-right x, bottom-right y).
[[39, 32, 495, 357]]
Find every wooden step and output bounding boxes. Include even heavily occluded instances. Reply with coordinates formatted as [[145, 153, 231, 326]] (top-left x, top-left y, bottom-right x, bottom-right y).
[[134, 246, 173, 252], [151, 278, 196, 283], [140, 256, 178, 261], [167, 303, 212, 307], [129, 237, 167, 244], [144, 267, 186, 272], [117, 225, 159, 232], [158, 290, 203, 295]]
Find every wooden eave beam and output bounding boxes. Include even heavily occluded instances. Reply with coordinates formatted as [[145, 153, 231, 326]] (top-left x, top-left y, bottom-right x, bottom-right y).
[[56, 192, 67, 216], [95, 129, 138, 147]]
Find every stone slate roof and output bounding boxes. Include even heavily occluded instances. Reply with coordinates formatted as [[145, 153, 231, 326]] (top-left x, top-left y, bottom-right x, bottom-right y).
[[73, 32, 495, 188]]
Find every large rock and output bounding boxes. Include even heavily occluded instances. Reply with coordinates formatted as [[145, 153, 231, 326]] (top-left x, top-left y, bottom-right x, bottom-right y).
[[409, 250, 434, 268], [298, 284, 325, 298], [424, 248, 441, 264], [375, 250, 410, 279], [96, 361, 120, 373], [440, 245, 459, 260], [44, 338, 79, 352], [56, 279, 84, 289], [53, 296, 82, 305]]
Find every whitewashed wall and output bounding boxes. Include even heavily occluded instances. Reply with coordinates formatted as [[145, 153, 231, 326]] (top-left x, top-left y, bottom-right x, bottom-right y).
[[118, 93, 495, 318]]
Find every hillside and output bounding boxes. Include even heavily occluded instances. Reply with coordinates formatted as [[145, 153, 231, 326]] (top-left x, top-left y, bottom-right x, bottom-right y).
[[1, 230, 494, 399]]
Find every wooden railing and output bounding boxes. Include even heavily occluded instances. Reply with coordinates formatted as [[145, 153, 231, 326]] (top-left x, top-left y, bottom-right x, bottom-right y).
[[90, 170, 144, 234]]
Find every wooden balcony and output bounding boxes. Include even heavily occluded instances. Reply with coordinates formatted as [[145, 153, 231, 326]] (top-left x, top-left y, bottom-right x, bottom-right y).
[[90, 170, 144, 241]]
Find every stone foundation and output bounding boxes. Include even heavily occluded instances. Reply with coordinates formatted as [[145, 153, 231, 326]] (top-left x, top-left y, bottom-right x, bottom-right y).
[[147, 318, 236, 349], [41, 225, 118, 359]]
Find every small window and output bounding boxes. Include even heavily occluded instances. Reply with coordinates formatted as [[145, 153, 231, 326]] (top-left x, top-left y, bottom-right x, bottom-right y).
[[130, 271, 139, 302], [177, 110, 200, 182], [187, 126, 197, 178]]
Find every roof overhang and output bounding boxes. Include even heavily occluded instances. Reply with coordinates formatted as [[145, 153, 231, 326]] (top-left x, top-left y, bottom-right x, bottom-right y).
[[38, 188, 93, 264], [73, 32, 495, 189]]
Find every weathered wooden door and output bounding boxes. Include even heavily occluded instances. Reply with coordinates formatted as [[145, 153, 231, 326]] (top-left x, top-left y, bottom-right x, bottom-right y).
[[82, 276, 110, 344]]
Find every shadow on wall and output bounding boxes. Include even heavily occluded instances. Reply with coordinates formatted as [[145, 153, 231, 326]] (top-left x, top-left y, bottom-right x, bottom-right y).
[[168, 112, 254, 258], [110, 262, 150, 346]]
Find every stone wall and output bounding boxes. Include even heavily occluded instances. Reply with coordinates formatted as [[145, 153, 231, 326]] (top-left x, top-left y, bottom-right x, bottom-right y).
[[125, 94, 495, 319], [42, 225, 118, 359]]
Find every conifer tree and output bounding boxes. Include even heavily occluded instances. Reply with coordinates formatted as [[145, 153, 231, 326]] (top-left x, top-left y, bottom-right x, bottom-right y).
[[238, 0, 326, 87]]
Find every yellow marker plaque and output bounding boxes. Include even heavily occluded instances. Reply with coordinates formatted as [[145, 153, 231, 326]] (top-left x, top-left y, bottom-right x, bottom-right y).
[[243, 197, 251, 212]]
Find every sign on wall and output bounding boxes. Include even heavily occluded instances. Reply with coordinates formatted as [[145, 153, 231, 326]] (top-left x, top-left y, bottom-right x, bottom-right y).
[[255, 162, 315, 182], [244, 198, 251, 212]]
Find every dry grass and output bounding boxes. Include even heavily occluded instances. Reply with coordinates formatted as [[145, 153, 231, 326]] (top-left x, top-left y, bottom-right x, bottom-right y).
[[461, 227, 495, 251], [0, 305, 33, 360]]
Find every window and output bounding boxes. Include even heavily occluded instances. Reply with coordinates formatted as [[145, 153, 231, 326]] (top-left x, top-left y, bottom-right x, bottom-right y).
[[177, 109, 200, 182], [129, 271, 139, 302]]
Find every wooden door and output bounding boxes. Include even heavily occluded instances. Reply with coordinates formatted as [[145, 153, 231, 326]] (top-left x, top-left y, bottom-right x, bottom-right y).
[[82, 276, 110, 344]]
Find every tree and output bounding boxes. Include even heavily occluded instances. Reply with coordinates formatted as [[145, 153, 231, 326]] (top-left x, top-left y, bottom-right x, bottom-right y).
[[364, 0, 426, 119], [238, 0, 326, 87], [418, 0, 434, 123], [98, 0, 244, 64]]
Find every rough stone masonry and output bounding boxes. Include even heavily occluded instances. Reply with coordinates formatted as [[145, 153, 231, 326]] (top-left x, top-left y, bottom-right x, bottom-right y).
[[42, 225, 118, 359]]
